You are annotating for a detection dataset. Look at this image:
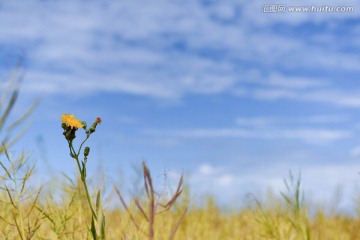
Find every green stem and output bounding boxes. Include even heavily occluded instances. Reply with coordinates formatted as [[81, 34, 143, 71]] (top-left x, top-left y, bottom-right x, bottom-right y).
[[68, 141, 76, 157], [74, 154, 97, 220], [77, 134, 90, 156], [69, 140, 97, 220], [69, 141, 81, 171], [82, 171, 98, 220]]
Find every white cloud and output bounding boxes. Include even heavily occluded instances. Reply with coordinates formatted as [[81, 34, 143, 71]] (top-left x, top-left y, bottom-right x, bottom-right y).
[[190, 162, 360, 208], [0, 0, 358, 103], [275, 129, 350, 143], [303, 90, 360, 107], [198, 164, 221, 175], [190, 164, 245, 201], [305, 115, 349, 124], [115, 115, 138, 125], [236, 115, 349, 128], [301, 164, 360, 208], [217, 174, 235, 187], [236, 117, 273, 128], [252, 88, 298, 100], [145, 127, 350, 144], [198, 164, 212, 175], [267, 73, 327, 89], [251, 87, 360, 108], [146, 128, 251, 138]]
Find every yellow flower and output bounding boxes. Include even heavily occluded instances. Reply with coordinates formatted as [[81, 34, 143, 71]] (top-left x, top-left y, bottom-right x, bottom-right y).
[[61, 114, 84, 129]]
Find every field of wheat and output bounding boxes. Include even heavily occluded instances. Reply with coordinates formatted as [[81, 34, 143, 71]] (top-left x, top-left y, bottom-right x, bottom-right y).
[[1, 155, 360, 240]]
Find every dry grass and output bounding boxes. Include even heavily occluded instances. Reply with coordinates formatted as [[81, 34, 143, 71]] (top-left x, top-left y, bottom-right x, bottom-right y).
[[3, 170, 360, 240], [0, 151, 353, 240]]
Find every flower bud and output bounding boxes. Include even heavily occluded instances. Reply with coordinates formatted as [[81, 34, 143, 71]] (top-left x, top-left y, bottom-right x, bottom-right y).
[[84, 147, 90, 157], [89, 117, 101, 133]]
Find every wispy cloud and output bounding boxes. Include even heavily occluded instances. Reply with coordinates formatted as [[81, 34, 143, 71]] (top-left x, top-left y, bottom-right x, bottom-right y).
[[145, 127, 350, 144], [266, 73, 327, 89], [251, 88, 360, 108], [236, 115, 350, 127], [0, 1, 359, 103]]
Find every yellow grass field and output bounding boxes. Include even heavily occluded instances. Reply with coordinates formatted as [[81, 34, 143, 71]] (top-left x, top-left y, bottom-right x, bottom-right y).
[[1, 148, 360, 240]]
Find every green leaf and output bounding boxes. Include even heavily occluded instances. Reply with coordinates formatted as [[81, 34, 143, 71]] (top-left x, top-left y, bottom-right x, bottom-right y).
[[101, 213, 106, 240], [96, 190, 101, 213], [91, 215, 98, 240]]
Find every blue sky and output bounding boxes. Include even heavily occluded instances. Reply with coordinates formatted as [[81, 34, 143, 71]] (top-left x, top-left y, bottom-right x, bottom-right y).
[[1, 0, 360, 209]]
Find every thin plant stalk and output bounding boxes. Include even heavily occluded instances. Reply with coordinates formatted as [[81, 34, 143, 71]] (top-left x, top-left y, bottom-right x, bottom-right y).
[[68, 140, 97, 220], [61, 114, 104, 239]]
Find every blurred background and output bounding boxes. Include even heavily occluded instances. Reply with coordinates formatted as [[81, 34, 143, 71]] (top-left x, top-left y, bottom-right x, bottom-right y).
[[0, 0, 360, 211]]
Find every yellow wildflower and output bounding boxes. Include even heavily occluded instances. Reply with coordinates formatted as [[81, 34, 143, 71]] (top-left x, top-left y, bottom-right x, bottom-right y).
[[61, 114, 84, 129]]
